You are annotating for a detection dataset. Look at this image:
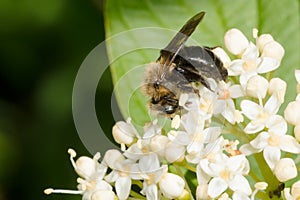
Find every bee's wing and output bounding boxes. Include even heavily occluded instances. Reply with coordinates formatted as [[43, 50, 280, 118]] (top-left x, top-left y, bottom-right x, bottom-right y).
[[159, 11, 205, 65]]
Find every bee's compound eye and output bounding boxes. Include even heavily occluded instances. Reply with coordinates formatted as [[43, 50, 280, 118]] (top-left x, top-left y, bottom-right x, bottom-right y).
[[165, 105, 176, 114]]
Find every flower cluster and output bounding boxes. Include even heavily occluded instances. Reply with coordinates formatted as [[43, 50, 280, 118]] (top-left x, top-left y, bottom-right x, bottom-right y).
[[45, 28, 300, 200]]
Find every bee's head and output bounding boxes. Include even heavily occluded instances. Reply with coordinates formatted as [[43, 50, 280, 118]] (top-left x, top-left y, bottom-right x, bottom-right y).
[[142, 62, 180, 117], [147, 83, 179, 117]]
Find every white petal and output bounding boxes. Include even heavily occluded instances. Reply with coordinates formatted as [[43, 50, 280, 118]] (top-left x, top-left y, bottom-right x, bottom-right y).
[[145, 184, 158, 200], [139, 153, 160, 172], [261, 40, 285, 62], [257, 34, 274, 52], [171, 115, 181, 129], [227, 155, 248, 173], [91, 190, 115, 200], [103, 149, 124, 169], [196, 184, 210, 200], [242, 42, 259, 60], [105, 170, 119, 182], [240, 143, 260, 155], [228, 60, 244, 76], [264, 94, 280, 115], [274, 158, 297, 182], [263, 146, 280, 170], [232, 190, 250, 200], [229, 84, 244, 98], [266, 115, 287, 136], [200, 159, 223, 177], [224, 28, 249, 55], [222, 100, 236, 124], [250, 132, 269, 149], [257, 57, 279, 73], [115, 177, 131, 200], [165, 142, 185, 163], [240, 100, 260, 120], [229, 175, 252, 195], [244, 122, 264, 134], [279, 135, 300, 153], [196, 164, 211, 184], [208, 177, 228, 198], [284, 188, 294, 200]]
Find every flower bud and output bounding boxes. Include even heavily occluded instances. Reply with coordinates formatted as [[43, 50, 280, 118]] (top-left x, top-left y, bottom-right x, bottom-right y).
[[159, 173, 185, 199], [268, 78, 287, 103], [284, 101, 300, 125], [112, 120, 137, 145], [75, 156, 97, 178], [274, 158, 297, 182], [246, 75, 269, 98], [224, 28, 249, 55]]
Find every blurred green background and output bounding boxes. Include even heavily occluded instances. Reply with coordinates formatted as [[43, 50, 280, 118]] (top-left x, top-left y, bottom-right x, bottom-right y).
[[0, 0, 116, 199]]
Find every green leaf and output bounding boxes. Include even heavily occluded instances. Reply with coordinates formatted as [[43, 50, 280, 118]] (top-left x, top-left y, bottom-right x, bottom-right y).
[[104, 0, 300, 126]]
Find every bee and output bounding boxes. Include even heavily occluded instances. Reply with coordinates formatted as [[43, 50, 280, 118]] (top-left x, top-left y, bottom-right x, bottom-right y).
[[142, 11, 228, 117]]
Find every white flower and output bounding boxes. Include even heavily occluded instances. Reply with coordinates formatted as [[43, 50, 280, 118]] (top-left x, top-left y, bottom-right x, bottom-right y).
[[44, 149, 114, 200], [226, 29, 282, 86], [139, 153, 166, 200], [241, 94, 281, 134], [214, 81, 244, 124], [274, 158, 297, 182], [248, 115, 300, 170], [185, 127, 222, 163], [199, 154, 251, 198], [103, 150, 141, 200]]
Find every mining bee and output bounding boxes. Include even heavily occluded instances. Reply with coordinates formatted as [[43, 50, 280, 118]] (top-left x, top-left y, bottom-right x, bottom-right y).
[[142, 11, 228, 118]]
